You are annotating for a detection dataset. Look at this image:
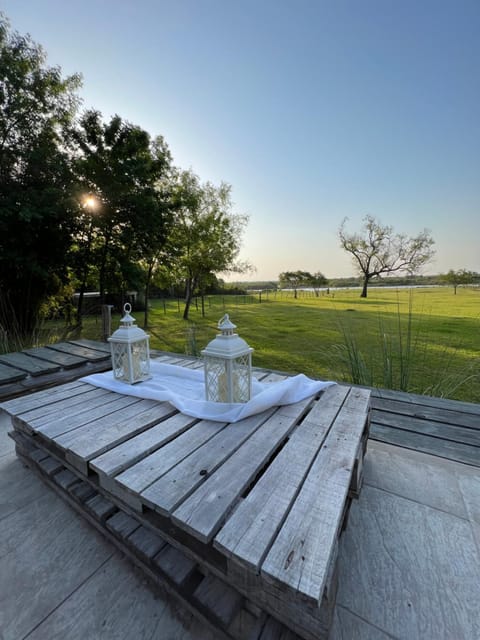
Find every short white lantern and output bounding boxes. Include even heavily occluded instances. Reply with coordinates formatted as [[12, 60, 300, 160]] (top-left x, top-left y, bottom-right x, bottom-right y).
[[202, 314, 253, 403], [108, 303, 151, 384]]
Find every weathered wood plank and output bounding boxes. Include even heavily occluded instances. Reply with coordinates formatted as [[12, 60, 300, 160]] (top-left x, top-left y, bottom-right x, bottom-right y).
[[22, 346, 88, 368], [114, 419, 228, 496], [0, 351, 60, 376], [215, 385, 350, 571], [370, 422, 480, 467], [68, 338, 112, 353], [193, 574, 244, 627], [371, 396, 480, 430], [0, 380, 88, 415], [172, 397, 313, 543], [85, 493, 117, 520], [127, 525, 166, 559], [259, 616, 300, 640], [106, 511, 141, 538], [47, 341, 111, 362], [53, 468, 81, 490], [0, 362, 27, 384], [371, 408, 480, 446], [17, 387, 114, 426], [32, 392, 134, 439], [141, 408, 276, 515], [37, 455, 65, 477], [153, 544, 198, 587], [261, 388, 370, 607], [59, 401, 176, 475], [0, 361, 111, 403], [90, 412, 199, 478], [372, 387, 480, 416]]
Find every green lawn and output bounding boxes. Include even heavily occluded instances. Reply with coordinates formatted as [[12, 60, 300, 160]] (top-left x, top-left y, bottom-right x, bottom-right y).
[[106, 287, 478, 403], [78, 286, 479, 403]]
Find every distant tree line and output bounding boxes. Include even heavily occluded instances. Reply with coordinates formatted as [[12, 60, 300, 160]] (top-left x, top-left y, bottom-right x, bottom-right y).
[[235, 270, 480, 296], [0, 15, 249, 338]]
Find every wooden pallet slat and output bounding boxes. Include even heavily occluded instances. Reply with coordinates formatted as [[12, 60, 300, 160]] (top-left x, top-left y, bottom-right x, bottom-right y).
[[193, 574, 244, 627], [261, 388, 370, 608], [0, 351, 61, 376], [0, 362, 28, 384], [172, 398, 313, 543], [370, 422, 480, 467], [90, 412, 198, 479], [141, 408, 276, 516], [67, 338, 112, 353], [215, 385, 350, 571], [23, 346, 87, 368], [46, 342, 111, 362], [113, 419, 228, 497], [1, 380, 88, 415]]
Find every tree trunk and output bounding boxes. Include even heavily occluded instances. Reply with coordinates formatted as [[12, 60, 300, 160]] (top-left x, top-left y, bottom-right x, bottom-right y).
[[143, 262, 154, 328], [361, 277, 369, 298], [183, 278, 193, 320]]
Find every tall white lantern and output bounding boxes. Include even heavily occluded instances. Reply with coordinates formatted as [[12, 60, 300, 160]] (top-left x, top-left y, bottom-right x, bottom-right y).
[[202, 314, 253, 403], [108, 303, 151, 384]]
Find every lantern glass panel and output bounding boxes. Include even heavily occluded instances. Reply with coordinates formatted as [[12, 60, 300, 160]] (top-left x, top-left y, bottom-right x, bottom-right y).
[[204, 354, 251, 403], [232, 353, 252, 402]]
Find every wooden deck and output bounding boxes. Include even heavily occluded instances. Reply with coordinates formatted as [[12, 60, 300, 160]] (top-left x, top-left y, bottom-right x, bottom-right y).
[[0, 343, 479, 639], [2, 361, 371, 640]]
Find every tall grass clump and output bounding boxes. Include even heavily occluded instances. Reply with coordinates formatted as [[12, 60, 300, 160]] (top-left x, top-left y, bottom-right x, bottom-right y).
[[0, 294, 79, 354], [330, 290, 478, 397]]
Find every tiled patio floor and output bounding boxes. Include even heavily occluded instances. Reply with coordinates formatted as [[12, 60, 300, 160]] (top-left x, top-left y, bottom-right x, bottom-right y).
[[1, 413, 479, 639]]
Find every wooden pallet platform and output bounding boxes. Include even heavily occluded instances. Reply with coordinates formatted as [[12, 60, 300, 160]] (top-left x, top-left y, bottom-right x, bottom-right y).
[[0, 339, 111, 401], [12, 433, 297, 640], [370, 387, 480, 467], [1, 358, 370, 640]]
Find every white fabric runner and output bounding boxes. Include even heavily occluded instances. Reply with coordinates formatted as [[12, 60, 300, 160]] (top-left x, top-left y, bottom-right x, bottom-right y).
[[81, 361, 335, 423]]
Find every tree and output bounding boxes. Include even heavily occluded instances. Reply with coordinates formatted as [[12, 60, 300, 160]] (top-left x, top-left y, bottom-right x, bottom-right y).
[[0, 15, 81, 335], [278, 271, 328, 297], [441, 269, 475, 294], [339, 215, 435, 298], [310, 271, 329, 296], [70, 110, 173, 323], [168, 170, 249, 320]]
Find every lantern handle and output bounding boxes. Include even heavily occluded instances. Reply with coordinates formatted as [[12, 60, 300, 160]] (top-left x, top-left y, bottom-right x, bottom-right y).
[[218, 313, 236, 329], [124, 303, 132, 314]]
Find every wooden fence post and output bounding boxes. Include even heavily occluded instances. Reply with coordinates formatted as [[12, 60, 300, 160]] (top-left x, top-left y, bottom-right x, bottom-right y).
[[101, 305, 114, 342]]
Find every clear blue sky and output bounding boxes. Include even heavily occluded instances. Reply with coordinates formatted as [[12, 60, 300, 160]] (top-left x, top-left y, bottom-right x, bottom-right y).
[[3, 0, 479, 280]]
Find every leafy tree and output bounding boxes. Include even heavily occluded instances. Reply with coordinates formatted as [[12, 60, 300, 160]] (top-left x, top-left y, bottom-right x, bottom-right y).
[[168, 170, 249, 320], [441, 269, 476, 295], [71, 110, 173, 323], [339, 215, 435, 298], [278, 271, 313, 298], [310, 271, 329, 296], [0, 15, 81, 335]]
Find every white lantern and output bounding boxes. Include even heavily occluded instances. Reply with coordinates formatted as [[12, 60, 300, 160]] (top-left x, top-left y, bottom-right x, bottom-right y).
[[202, 314, 253, 403], [108, 303, 151, 384]]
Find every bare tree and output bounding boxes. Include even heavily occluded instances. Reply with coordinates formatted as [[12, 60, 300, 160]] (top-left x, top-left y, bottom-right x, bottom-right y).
[[339, 215, 435, 297]]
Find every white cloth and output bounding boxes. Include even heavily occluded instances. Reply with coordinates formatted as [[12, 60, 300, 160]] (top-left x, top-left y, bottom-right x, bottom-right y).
[[81, 361, 335, 423]]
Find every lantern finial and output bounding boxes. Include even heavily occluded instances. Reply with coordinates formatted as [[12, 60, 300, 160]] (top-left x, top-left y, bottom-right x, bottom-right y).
[[218, 314, 236, 335]]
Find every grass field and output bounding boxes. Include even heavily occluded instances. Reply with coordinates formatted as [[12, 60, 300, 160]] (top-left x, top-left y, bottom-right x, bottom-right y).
[[98, 286, 479, 404], [35, 286, 478, 403]]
